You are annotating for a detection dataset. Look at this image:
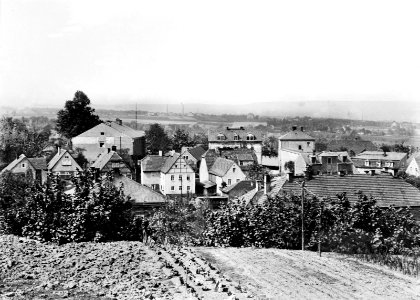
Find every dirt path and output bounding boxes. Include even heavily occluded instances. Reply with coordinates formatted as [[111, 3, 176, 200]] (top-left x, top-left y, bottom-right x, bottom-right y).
[[195, 247, 420, 300]]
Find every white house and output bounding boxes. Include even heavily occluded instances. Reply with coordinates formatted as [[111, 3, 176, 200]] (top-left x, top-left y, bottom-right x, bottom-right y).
[[160, 153, 196, 196], [140, 155, 167, 190], [47, 149, 82, 180], [0, 154, 47, 184], [406, 153, 420, 177], [199, 156, 246, 195]]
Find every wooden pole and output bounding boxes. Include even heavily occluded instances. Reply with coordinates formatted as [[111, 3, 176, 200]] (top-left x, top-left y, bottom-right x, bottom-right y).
[[318, 199, 322, 257], [301, 181, 305, 251]]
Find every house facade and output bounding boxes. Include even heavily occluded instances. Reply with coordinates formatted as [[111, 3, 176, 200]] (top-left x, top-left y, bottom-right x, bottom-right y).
[[72, 119, 146, 164], [181, 145, 206, 172], [0, 154, 47, 184], [406, 154, 420, 177], [208, 127, 263, 163], [310, 151, 354, 175], [160, 153, 196, 195], [47, 149, 82, 180], [352, 151, 407, 176], [140, 155, 167, 191], [91, 149, 132, 178]]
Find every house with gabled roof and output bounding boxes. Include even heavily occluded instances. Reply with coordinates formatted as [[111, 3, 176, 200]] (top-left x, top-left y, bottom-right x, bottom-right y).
[[219, 148, 258, 173], [71, 119, 146, 164], [208, 127, 263, 163], [199, 155, 246, 195], [221, 180, 258, 200], [47, 149, 82, 180], [406, 153, 420, 177], [91, 149, 132, 178], [0, 154, 47, 183], [160, 153, 195, 196], [181, 145, 206, 171], [140, 154, 167, 191], [352, 151, 407, 176]]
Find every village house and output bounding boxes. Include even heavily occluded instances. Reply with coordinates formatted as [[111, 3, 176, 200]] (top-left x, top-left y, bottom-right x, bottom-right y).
[[181, 145, 206, 172], [309, 151, 355, 175], [221, 180, 258, 200], [199, 155, 246, 195], [352, 151, 407, 176], [0, 154, 47, 184], [208, 127, 263, 164], [219, 148, 258, 174], [47, 149, 82, 180], [278, 126, 315, 175], [326, 139, 377, 156], [90, 149, 132, 178], [406, 153, 420, 177], [71, 118, 146, 164], [160, 153, 196, 196], [140, 154, 167, 191]]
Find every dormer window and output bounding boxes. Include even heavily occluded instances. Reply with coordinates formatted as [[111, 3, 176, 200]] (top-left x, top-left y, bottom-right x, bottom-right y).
[[298, 145, 302, 150], [246, 133, 255, 141], [376, 161, 381, 167], [217, 133, 226, 141], [234, 134, 239, 140], [365, 160, 369, 167], [100, 132, 104, 135], [342, 156, 347, 162]]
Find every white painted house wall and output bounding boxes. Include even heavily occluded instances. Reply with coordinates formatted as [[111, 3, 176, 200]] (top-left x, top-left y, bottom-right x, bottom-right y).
[[407, 159, 420, 177], [161, 157, 195, 195]]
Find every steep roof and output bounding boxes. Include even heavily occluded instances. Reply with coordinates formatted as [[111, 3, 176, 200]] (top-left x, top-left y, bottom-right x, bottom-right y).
[[354, 151, 407, 161], [27, 157, 47, 170], [279, 129, 315, 141], [186, 145, 207, 161], [108, 122, 145, 138], [141, 155, 167, 172], [279, 174, 420, 207], [221, 180, 257, 195], [209, 157, 235, 177], [220, 148, 257, 162], [113, 175, 165, 204], [160, 153, 181, 174], [91, 151, 124, 170], [0, 154, 26, 174], [208, 128, 263, 142], [74, 122, 145, 139], [47, 149, 81, 170]]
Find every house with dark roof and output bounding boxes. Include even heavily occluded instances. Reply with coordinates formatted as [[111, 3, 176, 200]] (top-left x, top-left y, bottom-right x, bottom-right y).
[[352, 151, 407, 176], [91, 149, 132, 178], [219, 148, 258, 173], [160, 153, 195, 196], [276, 174, 420, 221], [309, 151, 354, 175], [140, 154, 167, 190], [0, 154, 47, 183], [208, 127, 263, 163], [406, 153, 420, 177], [47, 149, 82, 180], [113, 175, 166, 216], [278, 126, 315, 175], [71, 119, 146, 163], [199, 155, 246, 195], [326, 139, 377, 155], [220, 180, 258, 199], [181, 145, 206, 171]]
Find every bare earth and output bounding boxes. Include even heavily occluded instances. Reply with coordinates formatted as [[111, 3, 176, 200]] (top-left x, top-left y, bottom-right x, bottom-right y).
[[195, 247, 420, 300]]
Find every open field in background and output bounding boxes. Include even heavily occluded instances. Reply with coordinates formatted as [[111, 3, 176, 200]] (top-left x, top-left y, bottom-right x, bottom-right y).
[[362, 135, 420, 148]]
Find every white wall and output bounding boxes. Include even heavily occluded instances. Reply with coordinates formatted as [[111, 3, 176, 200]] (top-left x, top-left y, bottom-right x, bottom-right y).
[[406, 160, 420, 177], [141, 171, 161, 186], [161, 157, 196, 195]]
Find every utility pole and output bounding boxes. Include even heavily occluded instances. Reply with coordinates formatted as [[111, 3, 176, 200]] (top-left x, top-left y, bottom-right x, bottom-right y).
[[318, 199, 323, 257], [135, 103, 138, 130], [301, 181, 305, 251]]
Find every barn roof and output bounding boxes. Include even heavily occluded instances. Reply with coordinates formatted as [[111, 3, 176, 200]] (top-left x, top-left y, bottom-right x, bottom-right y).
[[141, 155, 167, 172], [209, 157, 235, 177]]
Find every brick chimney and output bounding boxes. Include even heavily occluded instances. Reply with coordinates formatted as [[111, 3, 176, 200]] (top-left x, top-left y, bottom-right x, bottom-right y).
[[300, 126, 304, 132], [292, 125, 297, 131]]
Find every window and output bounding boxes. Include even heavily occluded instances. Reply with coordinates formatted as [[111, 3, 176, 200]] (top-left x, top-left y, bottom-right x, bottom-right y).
[[179, 186, 182, 190], [99, 142, 104, 147], [342, 156, 347, 162], [111, 146, 117, 151], [100, 132, 104, 135], [237, 179, 240, 182], [171, 175, 175, 181], [365, 160, 369, 167], [184, 155, 189, 160], [171, 186, 174, 191], [385, 162, 394, 168], [187, 175, 190, 181], [21, 163, 26, 168], [233, 167, 236, 173], [111, 162, 120, 168], [187, 186, 190, 191], [307, 142, 310, 146], [234, 134, 239, 140], [240, 161, 243, 166], [179, 175, 182, 181], [62, 159, 72, 166], [327, 158, 332, 164], [298, 145, 302, 150], [246, 134, 255, 140], [217, 133, 226, 140], [228, 179, 231, 185], [376, 161, 381, 167], [311, 157, 316, 164], [175, 164, 177, 168]]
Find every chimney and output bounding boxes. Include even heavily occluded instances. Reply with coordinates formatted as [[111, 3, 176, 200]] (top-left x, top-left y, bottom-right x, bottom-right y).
[[116, 118, 122, 125], [287, 172, 294, 182], [371, 170, 376, 176], [57, 146, 61, 155], [339, 170, 345, 177], [292, 125, 297, 131], [158, 150, 162, 156], [300, 126, 304, 132]]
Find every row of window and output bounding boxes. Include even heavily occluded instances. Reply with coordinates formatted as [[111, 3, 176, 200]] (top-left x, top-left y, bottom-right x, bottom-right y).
[[216, 133, 257, 141], [170, 186, 191, 191], [364, 160, 394, 167], [227, 179, 241, 185], [171, 175, 191, 181]]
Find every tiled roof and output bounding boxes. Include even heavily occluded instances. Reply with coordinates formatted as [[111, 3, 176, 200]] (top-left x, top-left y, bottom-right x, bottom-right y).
[[47, 150, 67, 169], [326, 139, 377, 154], [0, 154, 26, 174], [209, 157, 235, 177], [279, 130, 315, 141], [108, 122, 145, 138], [279, 174, 420, 207], [354, 151, 407, 161], [221, 180, 257, 194], [27, 157, 47, 170], [220, 148, 257, 162], [141, 155, 167, 172], [75, 122, 145, 139], [238, 189, 259, 206], [161, 153, 181, 174], [208, 128, 263, 142], [91, 151, 123, 170], [186, 146, 206, 161], [113, 175, 165, 203]]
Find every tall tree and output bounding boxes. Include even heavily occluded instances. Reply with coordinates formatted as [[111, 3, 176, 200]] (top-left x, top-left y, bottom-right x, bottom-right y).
[[172, 128, 195, 152], [56, 91, 101, 139], [145, 123, 172, 154]]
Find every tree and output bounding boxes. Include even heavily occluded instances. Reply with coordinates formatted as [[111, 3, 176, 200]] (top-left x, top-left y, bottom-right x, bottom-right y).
[[247, 162, 268, 181], [56, 91, 101, 139], [262, 136, 278, 157], [145, 123, 172, 154], [284, 161, 295, 173], [172, 128, 195, 152]]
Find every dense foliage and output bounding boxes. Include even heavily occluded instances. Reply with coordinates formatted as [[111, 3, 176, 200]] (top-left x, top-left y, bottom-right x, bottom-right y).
[[56, 91, 102, 139], [145, 123, 172, 154], [0, 170, 142, 244], [172, 128, 195, 152]]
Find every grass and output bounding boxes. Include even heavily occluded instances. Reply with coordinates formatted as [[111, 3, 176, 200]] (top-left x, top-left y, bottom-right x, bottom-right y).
[[356, 253, 420, 277]]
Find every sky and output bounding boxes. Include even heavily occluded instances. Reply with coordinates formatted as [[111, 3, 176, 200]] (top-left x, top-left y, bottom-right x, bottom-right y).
[[1, 0, 420, 112]]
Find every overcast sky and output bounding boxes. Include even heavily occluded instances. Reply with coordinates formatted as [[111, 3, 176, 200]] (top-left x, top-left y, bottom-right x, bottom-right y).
[[1, 0, 420, 109]]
